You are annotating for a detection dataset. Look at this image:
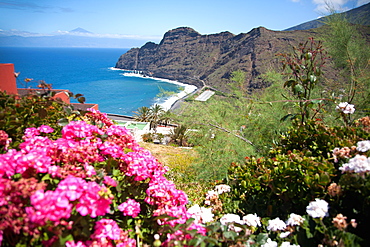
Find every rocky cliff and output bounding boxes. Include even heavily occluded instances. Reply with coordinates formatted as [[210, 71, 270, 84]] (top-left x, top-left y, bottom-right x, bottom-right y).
[[115, 26, 325, 91]]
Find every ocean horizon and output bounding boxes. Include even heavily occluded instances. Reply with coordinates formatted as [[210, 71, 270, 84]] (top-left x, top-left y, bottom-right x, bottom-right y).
[[0, 47, 196, 116]]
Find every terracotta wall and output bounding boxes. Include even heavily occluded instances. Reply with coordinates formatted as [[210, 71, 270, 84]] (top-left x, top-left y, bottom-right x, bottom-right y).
[[0, 63, 18, 94]]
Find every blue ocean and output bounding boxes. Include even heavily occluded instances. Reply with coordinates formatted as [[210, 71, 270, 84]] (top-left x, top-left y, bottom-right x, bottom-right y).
[[0, 47, 187, 116]]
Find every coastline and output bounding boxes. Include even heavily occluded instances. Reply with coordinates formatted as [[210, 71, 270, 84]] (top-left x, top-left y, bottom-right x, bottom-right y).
[[109, 67, 198, 111]]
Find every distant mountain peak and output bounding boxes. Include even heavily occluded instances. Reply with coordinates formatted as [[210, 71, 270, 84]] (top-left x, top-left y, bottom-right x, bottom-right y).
[[70, 27, 92, 34]]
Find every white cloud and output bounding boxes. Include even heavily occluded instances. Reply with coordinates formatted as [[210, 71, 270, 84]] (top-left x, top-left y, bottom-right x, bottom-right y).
[[0, 28, 161, 40], [290, 0, 301, 2], [356, 0, 370, 6], [55, 30, 161, 40], [0, 29, 52, 37], [312, 0, 350, 13]]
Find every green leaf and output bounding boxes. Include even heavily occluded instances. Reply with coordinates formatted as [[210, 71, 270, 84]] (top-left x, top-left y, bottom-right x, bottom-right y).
[[309, 75, 317, 83], [256, 233, 269, 245], [293, 84, 304, 94], [280, 114, 296, 122], [74, 93, 84, 98], [310, 99, 322, 104], [57, 118, 69, 126], [78, 97, 86, 104], [284, 79, 296, 88], [319, 173, 330, 184], [223, 230, 237, 240]]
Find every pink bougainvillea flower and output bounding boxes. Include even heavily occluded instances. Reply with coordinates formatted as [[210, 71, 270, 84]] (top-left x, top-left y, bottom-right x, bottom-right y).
[[62, 121, 103, 140], [122, 149, 168, 181], [65, 240, 87, 247], [75, 182, 112, 218], [99, 141, 124, 158], [118, 199, 141, 218], [92, 219, 123, 240], [56, 175, 86, 201], [23, 127, 40, 139], [26, 189, 73, 226], [104, 176, 118, 187], [38, 125, 54, 134], [86, 108, 114, 127]]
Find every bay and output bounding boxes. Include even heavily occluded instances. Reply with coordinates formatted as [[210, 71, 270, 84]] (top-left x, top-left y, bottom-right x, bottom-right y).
[[0, 47, 186, 116]]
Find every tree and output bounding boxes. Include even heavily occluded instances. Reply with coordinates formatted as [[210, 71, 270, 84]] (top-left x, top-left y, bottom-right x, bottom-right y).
[[133, 104, 166, 132], [148, 104, 164, 131], [321, 10, 370, 111], [133, 106, 151, 122]]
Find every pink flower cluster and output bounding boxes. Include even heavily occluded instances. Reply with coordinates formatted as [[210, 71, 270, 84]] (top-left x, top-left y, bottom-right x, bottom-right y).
[[121, 149, 168, 181], [23, 175, 112, 237], [66, 219, 136, 247], [118, 199, 141, 218], [85, 108, 115, 128], [0, 109, 204, 246]]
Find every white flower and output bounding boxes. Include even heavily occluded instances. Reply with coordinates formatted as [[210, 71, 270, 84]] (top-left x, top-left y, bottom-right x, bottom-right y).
[[204, 190, 218, 205], [220, 213, 244, 232], [214, 184, 231, 194], [339, 154, 370, 174], [188, 204, 214, 224], [267, 217, 287, 231], [286, 213, 305, 226], [281, 242, 300, 247], [199, 207, 214, 223], [356, 140, 370, 152], [336, 102, 355, 114], [279, 231, 291, 238], [261, 238, 278, 247], [306, 199, 329, 218], [242, 213, 261, 227], [220, 213, 241, 225], [188, 204, 202, 222], [205, 190, 218, 199]]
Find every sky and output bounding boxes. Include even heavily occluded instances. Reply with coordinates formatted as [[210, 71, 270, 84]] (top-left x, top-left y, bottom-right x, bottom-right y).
[[0, 0, 369, 42]]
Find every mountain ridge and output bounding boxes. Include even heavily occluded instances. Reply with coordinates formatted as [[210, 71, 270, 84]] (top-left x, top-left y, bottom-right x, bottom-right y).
[[115, 4, 370, 91], [285, 2, 370, 31], [115, 26, 322, 90]]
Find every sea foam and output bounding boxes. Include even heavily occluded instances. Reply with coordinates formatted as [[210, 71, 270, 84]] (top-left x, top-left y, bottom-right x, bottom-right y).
[[115, 68, 198, 111]]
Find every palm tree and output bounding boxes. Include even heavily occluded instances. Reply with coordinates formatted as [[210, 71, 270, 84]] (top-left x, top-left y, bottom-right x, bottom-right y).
[[169, 125, 189, 146], [148, 104, 164, 131], [133, 106, 151, 122], [133, 104, 166, 132]]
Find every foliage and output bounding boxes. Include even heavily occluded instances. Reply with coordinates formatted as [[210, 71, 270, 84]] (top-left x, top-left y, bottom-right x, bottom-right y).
[[139, 142, 210, 206], [321, 12, 370, 111], [141, 133, 164, 143], [277, 38, 328, 124], [217, 112, 370, 245], [134, 104, 170, 132], [173, 70, 291, 181], [276, 118, 370, 158], [168, 125, 191, 147], [0, 91, 67, 150], [142, 132, 154, 143], [226, 151, 335, 218]]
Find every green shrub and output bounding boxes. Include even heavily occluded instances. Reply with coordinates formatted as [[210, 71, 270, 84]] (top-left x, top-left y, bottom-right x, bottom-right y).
[[142, 133, 153, 143], [226, 151, 336, 218], [221, 116, 370, 245], [0, 91, 68, 150], [276, 119, 370, 158]]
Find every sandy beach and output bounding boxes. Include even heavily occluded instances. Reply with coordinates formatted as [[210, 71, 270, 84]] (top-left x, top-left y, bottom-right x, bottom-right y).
[[115, 68, 198, 111]]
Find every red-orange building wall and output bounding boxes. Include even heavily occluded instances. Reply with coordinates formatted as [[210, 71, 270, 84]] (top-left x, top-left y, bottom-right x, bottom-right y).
[[0, 63, 18, 94]]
